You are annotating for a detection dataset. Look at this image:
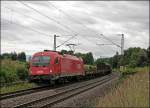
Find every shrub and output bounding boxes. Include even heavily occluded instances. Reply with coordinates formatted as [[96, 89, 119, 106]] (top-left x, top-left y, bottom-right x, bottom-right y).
[[0, 59, 29, 85], [16, 65, 28, 80], [121, 68, 137, 75]]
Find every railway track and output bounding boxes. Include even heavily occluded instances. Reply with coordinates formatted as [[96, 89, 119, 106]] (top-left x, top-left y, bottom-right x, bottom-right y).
[[0, 85, 51, 100], [12, 73, 116, 108]]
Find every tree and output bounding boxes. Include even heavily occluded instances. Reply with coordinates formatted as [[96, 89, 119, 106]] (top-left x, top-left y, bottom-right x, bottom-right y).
[[11, 52, 17, 60], [147, 46, 150, 65], [84, 52, 94, 65], [17, 52, 26, 62], [60, 50, 68, 55], [112, 52, 119, 68], [68, 50, 74, 55], [136, 49, 148, 67], [1, 53, 11, 59]]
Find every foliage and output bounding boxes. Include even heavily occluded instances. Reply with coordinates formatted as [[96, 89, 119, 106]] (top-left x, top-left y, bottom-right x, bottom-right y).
[[94, 57, 112, 65], [0, 59, 28, 84], [95, 47, 149, 68], [120, 67, 137, 75], [16, 65, 28, 80], [11, 52, 17, 60], [147, 46, 150, 64], [1, 51, 26, 62], [17, 52, 26, 62], [74, 52, 94, 65]]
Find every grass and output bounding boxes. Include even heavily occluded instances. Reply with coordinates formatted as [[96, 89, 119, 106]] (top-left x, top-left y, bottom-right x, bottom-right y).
[[0, 82, 37, 94], [96, 67, 149, 107], [0, 59, 37, 94], [0, 59, 28, 84]]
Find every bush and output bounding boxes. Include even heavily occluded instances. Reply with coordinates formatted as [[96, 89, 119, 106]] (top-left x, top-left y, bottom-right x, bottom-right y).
[[0, 59, 28, 85], [16, 65, 28, 80], [121, 68, 137, 75]]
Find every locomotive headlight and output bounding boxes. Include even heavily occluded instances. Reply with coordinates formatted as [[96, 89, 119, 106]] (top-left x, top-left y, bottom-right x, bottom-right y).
[[49, 69, 52, 73]]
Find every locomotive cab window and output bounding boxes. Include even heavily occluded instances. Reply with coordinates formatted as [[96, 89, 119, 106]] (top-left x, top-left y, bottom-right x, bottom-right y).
[[54, 57, 59, 64], [32, 56, 50, 66]]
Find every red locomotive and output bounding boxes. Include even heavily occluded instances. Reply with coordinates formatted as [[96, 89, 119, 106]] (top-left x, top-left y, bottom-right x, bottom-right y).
[[29, 50, 111, 83], [29, 50, 84, 83]]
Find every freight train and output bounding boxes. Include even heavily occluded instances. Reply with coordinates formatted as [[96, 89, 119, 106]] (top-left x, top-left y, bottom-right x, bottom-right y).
[[28, 50, 111, 84]]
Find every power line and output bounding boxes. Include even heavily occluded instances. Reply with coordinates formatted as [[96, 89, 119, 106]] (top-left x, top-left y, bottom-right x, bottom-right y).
[[47, 2, 96, 33], [96, 44, 114, 46], [99, 34, 121, 48], [2, 6, 50, 28], [18, 1, 77, 34], [18, 1, 80, 48], [2, 6, 75, 47], [56, 34, 77, 48], [18, 1, 120, 53], [3, 6, 71, 38], [2, 2, 121, 56], [47, 2, 121, 49], [2, 18, 51, 37], [19, 1, 97, 48]]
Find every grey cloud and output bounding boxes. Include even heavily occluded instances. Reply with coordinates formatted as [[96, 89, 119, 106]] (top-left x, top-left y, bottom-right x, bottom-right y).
[[1, 1, 149, 57], [1, 31, 22, 42]]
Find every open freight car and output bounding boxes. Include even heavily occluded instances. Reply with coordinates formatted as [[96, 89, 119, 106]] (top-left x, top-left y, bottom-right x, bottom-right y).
[[96, 62, 112, 75], [84, 63, 111, 77]]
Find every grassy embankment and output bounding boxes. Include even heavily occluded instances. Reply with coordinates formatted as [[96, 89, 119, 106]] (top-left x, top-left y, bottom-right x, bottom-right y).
[[97, 67, 149, 107], [0, 59, 36, 94]]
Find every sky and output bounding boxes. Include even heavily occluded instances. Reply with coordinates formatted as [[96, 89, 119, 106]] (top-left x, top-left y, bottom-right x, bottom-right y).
[[1, 1, 149, 58]]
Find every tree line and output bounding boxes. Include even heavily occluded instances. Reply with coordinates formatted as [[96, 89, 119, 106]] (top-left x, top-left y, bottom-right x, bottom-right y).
[[1, 46, 149, 68], [0, 52, 26, 62], [95, 47, 150, 68]]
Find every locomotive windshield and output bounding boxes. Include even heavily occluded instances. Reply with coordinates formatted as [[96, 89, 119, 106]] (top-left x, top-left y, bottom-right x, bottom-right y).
[[32, 56, 50, 66]]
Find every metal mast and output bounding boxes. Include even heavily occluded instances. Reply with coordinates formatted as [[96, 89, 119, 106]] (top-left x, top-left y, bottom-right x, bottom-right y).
[[53, 35, 59, 51], [121, 34, 124, 55]]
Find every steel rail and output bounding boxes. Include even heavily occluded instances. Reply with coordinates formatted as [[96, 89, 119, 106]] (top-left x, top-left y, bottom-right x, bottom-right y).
[[0, 85, 50, 100], [40, 76, 114, 108], [13, 74, 113, 108]]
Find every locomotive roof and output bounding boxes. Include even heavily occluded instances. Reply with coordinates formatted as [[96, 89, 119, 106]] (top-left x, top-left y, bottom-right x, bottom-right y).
[[33, 50, 82, 61], [33, 50, 60, 56], [63, 54, 82, 61]]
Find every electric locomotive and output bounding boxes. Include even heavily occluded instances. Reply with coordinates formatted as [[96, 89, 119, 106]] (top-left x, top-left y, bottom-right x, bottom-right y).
[[28, 50, 84, 83]]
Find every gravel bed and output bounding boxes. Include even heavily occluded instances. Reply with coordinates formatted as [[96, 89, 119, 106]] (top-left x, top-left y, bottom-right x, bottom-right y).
[[1, 73, 117, 108], [1, 89, 57, 107], [52, 75, 119, 107], [30, 76, 112, 107]]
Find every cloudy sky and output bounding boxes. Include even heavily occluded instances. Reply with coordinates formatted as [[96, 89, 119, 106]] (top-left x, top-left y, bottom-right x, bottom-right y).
[[1, 1, 149, 58]]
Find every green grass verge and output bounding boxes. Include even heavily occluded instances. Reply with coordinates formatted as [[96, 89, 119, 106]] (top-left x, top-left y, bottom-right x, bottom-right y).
[[0, 82, 37, 94]]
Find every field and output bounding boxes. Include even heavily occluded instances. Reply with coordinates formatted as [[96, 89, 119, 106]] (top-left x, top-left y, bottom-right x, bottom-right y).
[[96, 67, 149, 107]]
